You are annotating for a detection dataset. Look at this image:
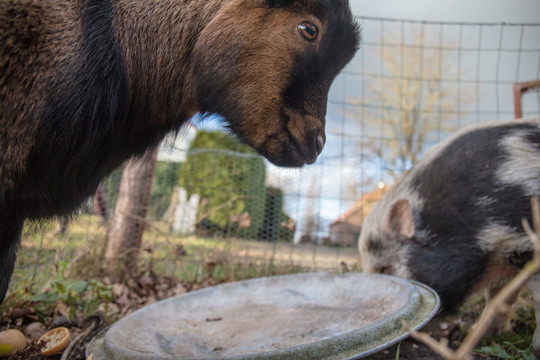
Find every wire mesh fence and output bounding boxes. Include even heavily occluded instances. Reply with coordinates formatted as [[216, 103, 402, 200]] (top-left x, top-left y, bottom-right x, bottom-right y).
[[13, 16, 540, 293]]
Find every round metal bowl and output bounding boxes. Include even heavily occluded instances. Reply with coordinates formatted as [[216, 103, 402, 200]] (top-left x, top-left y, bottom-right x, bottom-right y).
[[87, 272, 439, 359]]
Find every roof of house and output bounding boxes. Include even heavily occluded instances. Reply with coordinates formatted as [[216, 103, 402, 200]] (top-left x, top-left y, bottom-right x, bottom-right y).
[[330, 186, 388, 226]]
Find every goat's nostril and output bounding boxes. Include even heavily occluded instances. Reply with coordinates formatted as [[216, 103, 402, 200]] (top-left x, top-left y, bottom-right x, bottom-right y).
[[316, 135, 325, 155]]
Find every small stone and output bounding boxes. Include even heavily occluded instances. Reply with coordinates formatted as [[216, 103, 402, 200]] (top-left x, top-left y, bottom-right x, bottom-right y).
[[24, 322, 46, 341]]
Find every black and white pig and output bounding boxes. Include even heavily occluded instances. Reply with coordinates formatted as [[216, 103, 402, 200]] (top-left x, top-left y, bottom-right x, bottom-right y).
[[358, 119, 540, 346]]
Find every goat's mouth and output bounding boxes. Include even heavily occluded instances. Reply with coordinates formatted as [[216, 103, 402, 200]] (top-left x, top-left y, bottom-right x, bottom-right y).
[[288, 129, 325, 165], [256, 125, 326, 168]]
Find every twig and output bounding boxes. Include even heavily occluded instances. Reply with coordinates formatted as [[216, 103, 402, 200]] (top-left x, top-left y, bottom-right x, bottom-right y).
[[60, 321, 97, 360], [60, 314, 104, 360], [402, 319, 458, 359]]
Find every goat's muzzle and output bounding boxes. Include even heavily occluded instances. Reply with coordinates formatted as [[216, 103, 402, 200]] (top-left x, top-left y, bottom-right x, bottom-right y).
[[257, 113, 326, 167]]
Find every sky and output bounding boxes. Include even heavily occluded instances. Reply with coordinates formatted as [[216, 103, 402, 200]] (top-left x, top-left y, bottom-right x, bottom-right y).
[[349, 0, 540, 24]]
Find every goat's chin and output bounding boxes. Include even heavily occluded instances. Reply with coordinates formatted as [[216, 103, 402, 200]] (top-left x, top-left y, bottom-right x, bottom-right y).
[[254, 134, 320, 168], [264, 152, 314, 168]]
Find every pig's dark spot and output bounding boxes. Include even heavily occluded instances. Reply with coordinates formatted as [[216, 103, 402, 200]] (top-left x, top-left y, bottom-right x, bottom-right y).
[[407, 242, 487, 312]]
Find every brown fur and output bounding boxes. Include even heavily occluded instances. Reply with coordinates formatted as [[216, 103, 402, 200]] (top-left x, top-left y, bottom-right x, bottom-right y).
[[0, 0, 360, 301]]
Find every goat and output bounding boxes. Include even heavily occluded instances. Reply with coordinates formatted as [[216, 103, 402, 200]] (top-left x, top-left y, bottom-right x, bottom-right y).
[[0, 0, 360, 302]]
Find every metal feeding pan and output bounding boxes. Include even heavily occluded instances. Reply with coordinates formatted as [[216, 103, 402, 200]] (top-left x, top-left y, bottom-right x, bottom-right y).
[[87, 272, 439, 360]]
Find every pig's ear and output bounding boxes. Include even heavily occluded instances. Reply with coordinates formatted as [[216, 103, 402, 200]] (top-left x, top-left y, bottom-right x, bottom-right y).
[[383, 199, 415, 238]]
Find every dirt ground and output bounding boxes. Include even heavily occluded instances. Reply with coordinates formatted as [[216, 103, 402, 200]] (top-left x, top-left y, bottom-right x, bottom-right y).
[[366, 318, 466, 360]]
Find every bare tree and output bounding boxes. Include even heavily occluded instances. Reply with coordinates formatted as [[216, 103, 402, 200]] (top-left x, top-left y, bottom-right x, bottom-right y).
[[351, 29, 473, 180], [105, 149, 158, 279]]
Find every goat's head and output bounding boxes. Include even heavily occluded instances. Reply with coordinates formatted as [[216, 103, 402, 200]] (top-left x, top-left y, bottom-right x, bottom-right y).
[[192, 0, 359, 167]]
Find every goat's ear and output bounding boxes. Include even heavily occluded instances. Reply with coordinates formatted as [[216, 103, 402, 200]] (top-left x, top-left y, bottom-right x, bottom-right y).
[[244, 0, 294, 8]]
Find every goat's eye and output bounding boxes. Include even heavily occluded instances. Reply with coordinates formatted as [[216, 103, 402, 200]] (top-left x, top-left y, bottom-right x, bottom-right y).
[[298, 21, 318, 42]]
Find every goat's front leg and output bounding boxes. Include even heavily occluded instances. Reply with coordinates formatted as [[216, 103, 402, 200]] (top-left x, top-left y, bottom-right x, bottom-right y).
[[0, 214, 24, 303]]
